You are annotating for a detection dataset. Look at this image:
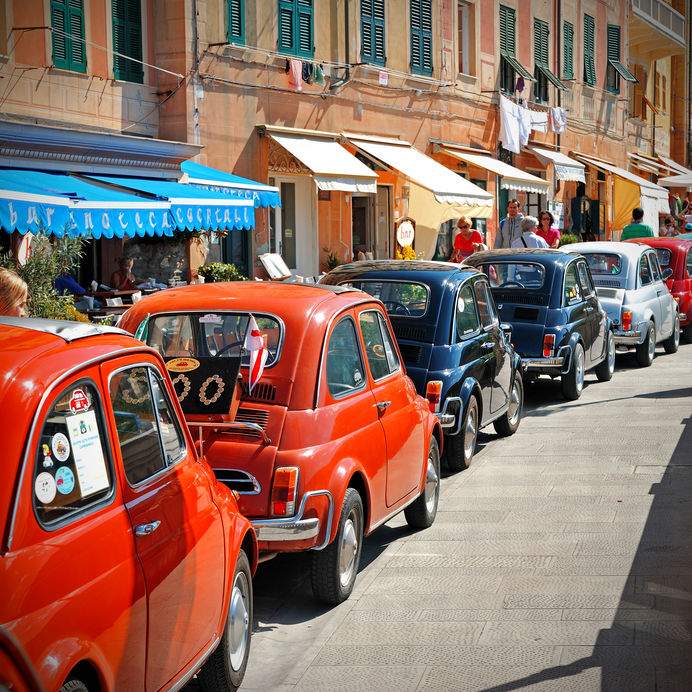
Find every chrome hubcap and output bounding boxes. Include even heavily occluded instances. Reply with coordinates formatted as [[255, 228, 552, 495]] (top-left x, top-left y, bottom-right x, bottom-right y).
[[339, 514, 359, 588], [607, 334, 615, 373], [507, 379, 521, 425], [228, 570, 250, 670], [674, 318, 680, 347], [464, 406, 477, 460], [575, 348, 584, 393], [424, 454, 439, 514], [648, 326, 655, 360]]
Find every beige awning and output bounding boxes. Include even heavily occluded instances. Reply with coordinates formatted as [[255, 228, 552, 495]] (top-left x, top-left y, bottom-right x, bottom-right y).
[[529, 146, 586, 182], [657, 156, 692, 177]]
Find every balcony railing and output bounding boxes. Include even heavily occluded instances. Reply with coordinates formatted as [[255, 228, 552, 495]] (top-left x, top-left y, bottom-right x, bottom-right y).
[[632, 0, 685, 45]]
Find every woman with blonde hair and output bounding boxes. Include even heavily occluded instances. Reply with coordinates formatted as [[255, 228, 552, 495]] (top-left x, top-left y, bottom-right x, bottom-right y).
[[0, 267, 28, 317], [450, 216, 486, 263]]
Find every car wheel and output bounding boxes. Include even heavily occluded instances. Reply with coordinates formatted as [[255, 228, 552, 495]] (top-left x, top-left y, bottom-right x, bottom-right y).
[[663, 315, 680, 354], [446, 395, 478, 472], [595, 330, 615, 382], [635, 322, 656, 367], [198, 549, 253, 692], [561, 343, 585, 400], [60, 680, 89, 692], [311, 488, 363, 605], [682, 323, 692, 344], [405, 437, 440, 529], [493, 371, 523, 437]]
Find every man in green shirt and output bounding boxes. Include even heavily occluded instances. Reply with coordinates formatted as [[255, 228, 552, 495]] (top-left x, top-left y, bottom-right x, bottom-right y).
[[620, 207, 654, 241]]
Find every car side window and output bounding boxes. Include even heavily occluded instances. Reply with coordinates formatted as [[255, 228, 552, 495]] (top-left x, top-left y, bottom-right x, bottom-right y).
[[648, 252, 662, 281], [474, 280, 498, 328], [456, 284, 481, 340], [33, 381, 114, 526], [326, 317, 367, 398], [687, 249, 692, 278], [563, 262, 583, 305], [639, 254, 653, 285], [110, 366, 186, 485], [359, 310, 400, 380], [577, 261, 595, 296]]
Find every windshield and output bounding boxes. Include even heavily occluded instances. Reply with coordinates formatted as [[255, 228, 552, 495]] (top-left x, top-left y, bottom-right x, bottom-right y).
[[339, 280, 429, 317], [477, 262, 546, 289], [654, 248, 672, 268], [582, 253, 622, 275], [146, 312, 282, 366]]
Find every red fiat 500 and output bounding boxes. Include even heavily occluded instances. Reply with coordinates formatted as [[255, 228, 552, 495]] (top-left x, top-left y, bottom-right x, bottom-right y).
[[0, 317, 257, 692], [119, 282, 443, 604]]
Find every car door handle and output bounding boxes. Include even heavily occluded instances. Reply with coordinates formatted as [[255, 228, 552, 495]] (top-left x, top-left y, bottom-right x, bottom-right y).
[[657, 290, 663, 296], [135, 521, 161, 537], [375, 401, 391, 414], [481, 342, 495, 350]]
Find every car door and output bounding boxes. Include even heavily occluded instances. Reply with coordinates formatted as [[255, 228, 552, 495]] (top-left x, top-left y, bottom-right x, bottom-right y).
[[104, 359, 227, 692], [358, 307, 424, 507], [648, 250, 674, 338], [563, 260, 594, 360], [474, 278, 512, 415], [636, 253, 663, 333], [577, 259, 605, 364]]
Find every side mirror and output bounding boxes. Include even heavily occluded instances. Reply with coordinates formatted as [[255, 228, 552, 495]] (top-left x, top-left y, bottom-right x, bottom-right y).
[[662, 268, 673, 281], [500, 322, 513, 341]]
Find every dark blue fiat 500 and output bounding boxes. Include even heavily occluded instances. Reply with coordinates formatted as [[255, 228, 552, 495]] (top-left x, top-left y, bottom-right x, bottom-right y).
[[465, 249, 615, 400], [321, 260, 523, 471]]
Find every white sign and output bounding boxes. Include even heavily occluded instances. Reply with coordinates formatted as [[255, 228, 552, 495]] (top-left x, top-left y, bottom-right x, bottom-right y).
[[378, 71, 388, 86], [549, 201, 565, 230], [66, 410, 110, 498], [396, 220, 415, 247], [17, 232, 34, 266]]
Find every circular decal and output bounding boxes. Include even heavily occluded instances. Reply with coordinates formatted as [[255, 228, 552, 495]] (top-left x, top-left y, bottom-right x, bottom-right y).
[[457, 296, 466, 312], [166, 357, 201, 373], [51, 433, 70, 462], [55, 466, 75, 495], [35, 472, 57, 505]]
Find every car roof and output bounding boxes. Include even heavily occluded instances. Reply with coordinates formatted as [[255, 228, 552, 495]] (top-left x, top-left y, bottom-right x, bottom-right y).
[[467, 248, 580, 265], [627, 237, 692, 251], [321, 259, 481, 283], [567, 241, 651, 258]]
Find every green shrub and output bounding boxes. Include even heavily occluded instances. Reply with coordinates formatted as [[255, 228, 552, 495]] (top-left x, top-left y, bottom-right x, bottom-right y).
[[197, 262, 248, 282], [322, 248, 341, 271], [558, 233, 579, 247]]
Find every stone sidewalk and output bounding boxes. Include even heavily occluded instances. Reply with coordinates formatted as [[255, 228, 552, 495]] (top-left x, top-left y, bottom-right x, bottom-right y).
[[237, 342, 692, 692]]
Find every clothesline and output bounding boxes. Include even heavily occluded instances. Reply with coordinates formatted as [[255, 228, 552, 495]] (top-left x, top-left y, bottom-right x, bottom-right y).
[[499, 93, 566, 154]]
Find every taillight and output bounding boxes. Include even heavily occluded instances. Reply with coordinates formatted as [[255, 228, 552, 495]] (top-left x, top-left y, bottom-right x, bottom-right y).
[[542, 333, 555, 357], [272, 467, 299, 516], [426, 381, 442, 413], [622, 310, 632, 331]]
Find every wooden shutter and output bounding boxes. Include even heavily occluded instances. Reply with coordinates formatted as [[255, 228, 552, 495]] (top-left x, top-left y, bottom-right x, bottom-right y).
[[361, 0, 385, 66], [278, 0, 312, 57], [227, 0, 244, 44], [278, 0, 294, 51], [51, 0, 86, 73], [583, 14, 595, 86], [297, 0, 313, 57], [113, 0, 143, 82], [606, 24, 619, 61], [51, 0, 68, 69], [68, 0, 86, 71], [563, 21, 573, 80], [411, 0, 432, 75], [534, 18, 548, 66], [499, 5, 515, 56]]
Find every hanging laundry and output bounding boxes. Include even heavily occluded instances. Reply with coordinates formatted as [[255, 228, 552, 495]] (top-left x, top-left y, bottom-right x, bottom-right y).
[[518, 105, 532, 145], [515, 76, 525, 93], [550, 107, 566, 134], [301, 61, 312, 84], [529, 110, 549, 133], [287, 58, 302, 90], [312, 63, 326, 86], [499, 93, 521, 154]]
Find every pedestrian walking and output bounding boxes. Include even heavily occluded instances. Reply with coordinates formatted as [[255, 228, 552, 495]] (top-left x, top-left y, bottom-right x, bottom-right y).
[[511, 216, 549, 249], [493, 199, 524, 248], [620, 207, 654, 241], [450, 216, 486, 262], [536, 210, 561, 248]]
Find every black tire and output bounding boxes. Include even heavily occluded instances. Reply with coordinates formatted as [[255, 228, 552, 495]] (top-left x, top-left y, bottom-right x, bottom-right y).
[[311, 488, 364, 605], [682, 323, 692, 344], [595, 330, 615, 382], [663, 315, 680, 354], [60, 680, 89, 692], [493, 371, 523, 437], [405, 437, 440, 529], [446, 395, 479, 472], [198, 549, 253, 692], [635, 322, 656, 367], [561, 343, 585, 400]]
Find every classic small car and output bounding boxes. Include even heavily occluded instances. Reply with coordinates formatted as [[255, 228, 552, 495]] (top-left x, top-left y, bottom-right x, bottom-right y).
[[0, 317, 257, 692], [465, 249, 615, 400], [625, 237, 692, 343], [119, 282, 442, 605], [320, 260, 524, 471], [567, 241, 680, 365]]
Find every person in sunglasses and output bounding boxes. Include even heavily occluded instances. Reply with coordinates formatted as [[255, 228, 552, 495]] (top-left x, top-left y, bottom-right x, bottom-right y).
[[450, 216, 486, 262], [660, 216, 680, 237], [536, 210, 561, 248]]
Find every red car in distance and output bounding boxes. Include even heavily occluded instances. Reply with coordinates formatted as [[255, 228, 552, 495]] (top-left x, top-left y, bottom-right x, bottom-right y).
[[0, 317, 256, 692], [626, 237, 692, 342]]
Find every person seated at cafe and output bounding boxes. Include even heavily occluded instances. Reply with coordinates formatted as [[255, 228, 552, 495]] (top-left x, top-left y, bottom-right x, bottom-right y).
[[55, 272, 100, 312], [0, 267, 28, 317], [111, 257, 137, 290], [450, 216, 486, 262]]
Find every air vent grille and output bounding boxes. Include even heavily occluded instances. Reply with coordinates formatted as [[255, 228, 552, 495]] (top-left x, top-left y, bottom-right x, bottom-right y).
[[399, 344, 422, 365], [513, 307, 540, 321], [213, 469, 260, 494], [393, 324, 427, 340], [235, 407, 270, 429], [492, 292, 547, 306], [240, 380, 276, 401]]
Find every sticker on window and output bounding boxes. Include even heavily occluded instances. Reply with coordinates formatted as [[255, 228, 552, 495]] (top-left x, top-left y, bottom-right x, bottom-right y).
[[69, 388, 90, 414], [51, 433, 70, 462], [67, 410, 110, 497], [354, 370, 363, 384], [199, 313, 223, 324], [35, 472, 57, 504], [457, 296, 465, 312], [55, 466, 76, 495]]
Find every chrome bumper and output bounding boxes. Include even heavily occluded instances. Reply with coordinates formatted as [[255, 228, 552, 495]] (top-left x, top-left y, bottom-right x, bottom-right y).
[[613, 321, 646, 346], [252, 489, 333, 550], [435, 396, 462, 433], [521, 345, 571, 374]]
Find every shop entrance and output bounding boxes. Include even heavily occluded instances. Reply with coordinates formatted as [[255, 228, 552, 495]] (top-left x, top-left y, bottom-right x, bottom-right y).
[[351, 187, 390, 259]]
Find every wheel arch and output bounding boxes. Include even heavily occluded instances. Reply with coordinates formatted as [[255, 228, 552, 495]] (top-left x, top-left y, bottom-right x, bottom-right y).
[[62, 660, 103, 692]]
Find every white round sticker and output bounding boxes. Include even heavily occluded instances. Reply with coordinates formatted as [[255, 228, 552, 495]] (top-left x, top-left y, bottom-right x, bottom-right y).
[[457, 296, 465, 312], [35, 472, 57, 504], [51, 433, 70, 462]]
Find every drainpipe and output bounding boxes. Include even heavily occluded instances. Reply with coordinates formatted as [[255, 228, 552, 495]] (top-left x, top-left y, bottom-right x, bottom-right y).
[[191, 0, 200, 146], [652, 59, 656, 158]]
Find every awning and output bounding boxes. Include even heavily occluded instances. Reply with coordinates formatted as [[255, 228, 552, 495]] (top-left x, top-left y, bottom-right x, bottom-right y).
[[627, 152, 683, 177], [86, 175, 255, 231], [656, 172, 692, 188], [536, 64, 568, 90], [0, 169, 171, 238], [529, 146, 586, 182], [344, 134, 494, 209], [608, 58, 637, 83], [181, 160, 281, 208], [657, 156, 692, 177], [263, 128, 378, 193], [440, 148, 550, 194], [501, 54, 536, 81]]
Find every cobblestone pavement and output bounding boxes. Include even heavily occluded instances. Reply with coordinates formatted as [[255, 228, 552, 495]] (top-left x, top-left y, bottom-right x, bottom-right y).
[[201, 341, 692, 691]]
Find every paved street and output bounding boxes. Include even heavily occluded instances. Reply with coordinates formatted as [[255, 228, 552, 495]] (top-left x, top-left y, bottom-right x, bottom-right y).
[[215, 341, 690, 691]]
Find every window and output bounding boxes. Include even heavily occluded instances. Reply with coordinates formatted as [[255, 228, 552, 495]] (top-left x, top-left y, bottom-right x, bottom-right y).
[[227, 0, 245, 44], [278, 0, 314, 58], [630, 64, 648, 120], [482, 262, 546, 289], [499, 5, 533, 94], [638, 254, 653, 286], [110, 366, 186, 485], [686, 249, 692, 278], [563, 21, 574, 80], [325, 318, 366, 398], [410, 0, 432, 75], [583, 14, 595, 87], [457, 1, 475, 76], [583, 253, 622, 276], [112, 0, 143, 83], [361, 0, 385, 66], [51, 0, 86, 73], [534, 18, 566, 103], [344, 280, 430, 317], [474, 280, 498, 327], [648, 252, 662, 282], [654, 70, 667, 112], [563, 262, 583, 305], [576, 261, 595, 296], [34, 382, 114, 525], [606, 24, 636, 94], [654, 248, 672, 268], [455, 284, 480, 340], [359, 310, 400, 380]]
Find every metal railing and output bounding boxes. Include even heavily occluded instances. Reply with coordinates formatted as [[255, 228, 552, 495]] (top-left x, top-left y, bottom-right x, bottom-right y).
[[632, 0, 685, 45]]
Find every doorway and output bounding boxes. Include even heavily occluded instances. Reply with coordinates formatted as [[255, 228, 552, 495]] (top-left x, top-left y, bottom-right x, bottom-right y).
[[352, 187, 390, 259]]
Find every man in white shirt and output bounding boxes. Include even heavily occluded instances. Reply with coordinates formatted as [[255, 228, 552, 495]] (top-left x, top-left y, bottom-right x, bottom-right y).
[[511, 216, 549, 248]]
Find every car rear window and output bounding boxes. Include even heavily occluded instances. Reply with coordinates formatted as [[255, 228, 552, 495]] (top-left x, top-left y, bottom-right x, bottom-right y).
[[339, 281, 429, 317], [655, 248, 672, 268], [145, 312, 282, 366], [582, 253, 622, 275], [478, 262, 546, 289]]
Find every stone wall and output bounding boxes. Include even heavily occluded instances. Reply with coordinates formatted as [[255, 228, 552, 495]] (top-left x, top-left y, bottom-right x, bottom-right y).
[[123, 239, 187, 286]]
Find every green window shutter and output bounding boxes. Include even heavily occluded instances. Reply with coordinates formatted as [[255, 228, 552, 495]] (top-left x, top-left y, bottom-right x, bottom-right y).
[[113, 0, 143, 83], [563, 21, 574, 80], [534, 18, 548, 65], [227, 0, 245, 45], [500, 5, 515, 56], [411, 0, 432, 75], [361, 0, 385, 66], [278, 0, 313, 58], [51, 0, 86, 73], [278, 1, 294, 51], [583, 13, 595, 86], [51, 1, 68, 70], [607, 24, 620, 61], [297, 0, 313, 57]]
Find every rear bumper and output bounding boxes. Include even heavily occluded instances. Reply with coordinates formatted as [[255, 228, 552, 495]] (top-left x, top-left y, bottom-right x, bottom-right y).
[[613, 320, 646, 346], [521, 345, 571, 374], [435, 396, 462, 432]]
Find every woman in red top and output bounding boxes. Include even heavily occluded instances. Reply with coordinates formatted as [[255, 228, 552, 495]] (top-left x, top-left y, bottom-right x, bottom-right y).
[[450, 216, 485, 262], [110, 257, 137, 290], [536, 210, 561, 248]]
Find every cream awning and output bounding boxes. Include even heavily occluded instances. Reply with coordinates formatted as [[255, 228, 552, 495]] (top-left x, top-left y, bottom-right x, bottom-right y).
[[263, 127, 378, 193], [441, 148, 550, 194], [657, 172, 692, 187], [343, 133, 494, 209], [657, 156, 692, 177], [529, 146, 586, 182]]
